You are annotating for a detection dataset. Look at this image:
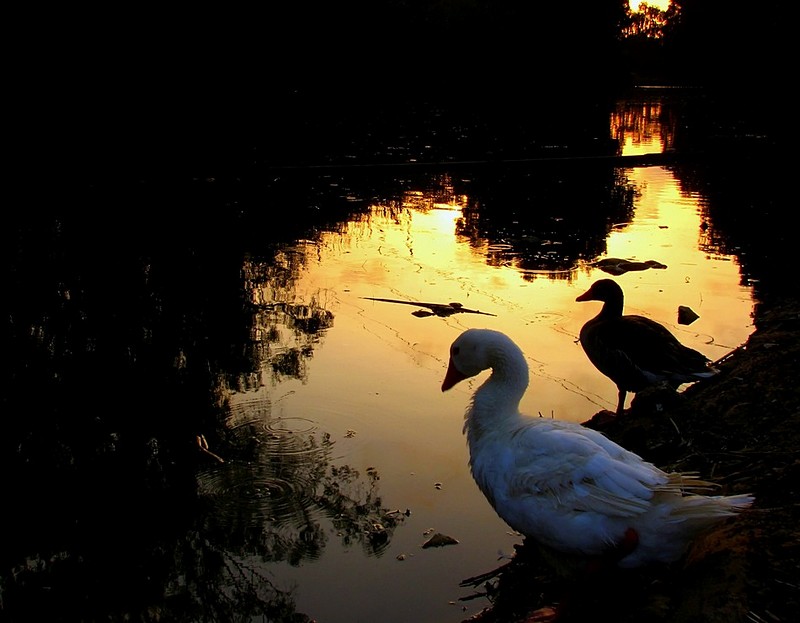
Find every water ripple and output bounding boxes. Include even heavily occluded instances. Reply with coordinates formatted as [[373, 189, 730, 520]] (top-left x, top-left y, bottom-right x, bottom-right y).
[[197, 456, 324, 529]]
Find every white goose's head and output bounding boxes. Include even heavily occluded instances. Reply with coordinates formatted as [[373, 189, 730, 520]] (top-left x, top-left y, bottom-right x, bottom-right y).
[[441, 329, 525, 392]]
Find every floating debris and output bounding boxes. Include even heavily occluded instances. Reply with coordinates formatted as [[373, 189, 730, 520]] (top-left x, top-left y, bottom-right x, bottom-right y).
[[422, 533, 460, 548], [678, 305, 700, 325], [196, 434, 224, 463], [361, 297, 496, 318], [594, 258, 667, 275]]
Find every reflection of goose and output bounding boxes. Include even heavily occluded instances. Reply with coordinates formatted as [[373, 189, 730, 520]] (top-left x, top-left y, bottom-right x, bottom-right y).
[[441, 328, 753, 570], [576, 279, 717, 416]]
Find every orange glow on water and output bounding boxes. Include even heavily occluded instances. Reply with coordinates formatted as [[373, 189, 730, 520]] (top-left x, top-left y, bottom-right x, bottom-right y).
[[229, 95, 755, 623]]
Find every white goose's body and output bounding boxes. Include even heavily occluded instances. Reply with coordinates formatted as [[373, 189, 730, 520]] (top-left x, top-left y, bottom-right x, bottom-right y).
[[442, 328, 753, 569]]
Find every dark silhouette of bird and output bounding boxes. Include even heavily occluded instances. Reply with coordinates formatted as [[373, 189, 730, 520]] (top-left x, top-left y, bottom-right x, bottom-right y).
[[576, 279, 718, 416]]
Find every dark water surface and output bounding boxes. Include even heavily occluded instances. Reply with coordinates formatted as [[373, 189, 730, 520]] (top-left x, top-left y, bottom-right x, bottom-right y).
[[2, 88, 791, 622]]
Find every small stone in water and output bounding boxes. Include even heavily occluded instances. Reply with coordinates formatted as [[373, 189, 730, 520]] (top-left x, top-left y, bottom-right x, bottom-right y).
[[422, 533, 459, 548], [678, 305, 700, 325]]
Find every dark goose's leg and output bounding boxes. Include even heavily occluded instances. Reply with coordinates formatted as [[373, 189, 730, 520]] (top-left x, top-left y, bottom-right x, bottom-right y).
[[616, 388, 627, 416]]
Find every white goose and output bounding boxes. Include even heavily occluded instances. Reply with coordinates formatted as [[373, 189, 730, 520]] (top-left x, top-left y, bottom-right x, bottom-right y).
[[441, 328, 754, 570]]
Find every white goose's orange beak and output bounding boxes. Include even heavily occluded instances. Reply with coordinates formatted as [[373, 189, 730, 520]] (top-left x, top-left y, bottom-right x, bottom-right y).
[[441, 358, 466, 391]]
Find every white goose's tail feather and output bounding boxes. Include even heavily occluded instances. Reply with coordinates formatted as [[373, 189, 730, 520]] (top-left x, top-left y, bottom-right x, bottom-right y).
[[673, 493, 755, 519], [656, 472, 755, 518], [624, 490, 754, 568]]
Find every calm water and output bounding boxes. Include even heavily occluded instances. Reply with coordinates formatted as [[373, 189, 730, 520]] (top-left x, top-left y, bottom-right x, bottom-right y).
[[2, 92, 761, 623], [195, 98, 754, 622]]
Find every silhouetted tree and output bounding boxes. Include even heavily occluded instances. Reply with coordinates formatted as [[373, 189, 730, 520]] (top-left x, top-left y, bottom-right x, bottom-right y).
[[661, 0, 791, 89]]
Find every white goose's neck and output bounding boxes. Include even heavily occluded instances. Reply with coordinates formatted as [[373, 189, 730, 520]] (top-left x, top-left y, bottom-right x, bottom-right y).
[[464, 344, 529, 443]]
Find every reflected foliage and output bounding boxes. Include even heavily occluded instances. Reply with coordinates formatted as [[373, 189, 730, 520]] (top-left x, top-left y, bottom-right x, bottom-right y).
[[453, 166, 636, 276], [321, 465, 409, 556], [611, 96, 679, 153], [0, 176, 402, 620], [675, 154, 794, 302], [200, 398, 407, 564], [332, 166, 636, 280], [639, 88, 795, 302], [3, 1, 793, 617]]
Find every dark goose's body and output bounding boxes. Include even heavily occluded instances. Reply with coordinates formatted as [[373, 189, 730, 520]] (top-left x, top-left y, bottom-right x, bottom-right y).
[[576, 279, 717, 416]]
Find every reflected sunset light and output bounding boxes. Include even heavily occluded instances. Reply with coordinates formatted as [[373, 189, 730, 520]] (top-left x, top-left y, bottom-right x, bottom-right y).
[[229, 96, 755, 623]]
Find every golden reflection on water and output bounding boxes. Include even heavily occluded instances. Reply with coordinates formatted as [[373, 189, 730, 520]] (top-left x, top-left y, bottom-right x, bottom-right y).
[[224, 98, 756, 623], [264, 164, 753, 429]]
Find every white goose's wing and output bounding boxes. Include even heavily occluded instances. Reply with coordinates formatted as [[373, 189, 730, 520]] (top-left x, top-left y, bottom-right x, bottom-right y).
[[502, 419, 669, 517]]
